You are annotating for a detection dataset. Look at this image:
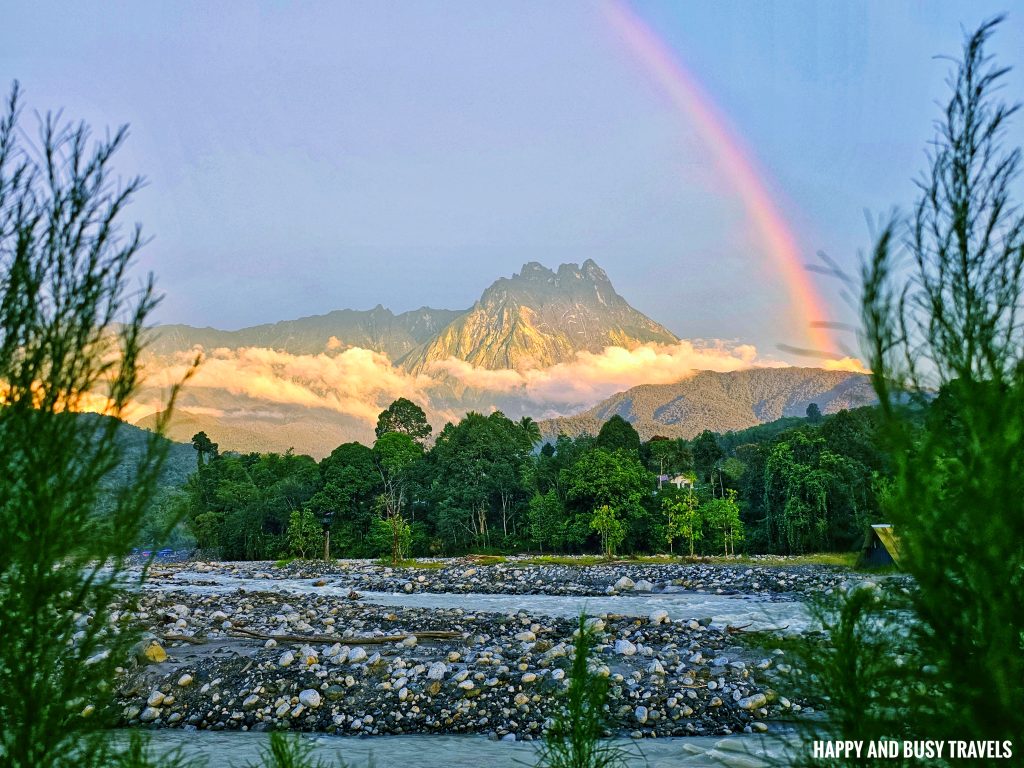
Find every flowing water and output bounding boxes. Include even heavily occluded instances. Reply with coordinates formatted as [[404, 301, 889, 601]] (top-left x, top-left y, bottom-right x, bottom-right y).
[[153, 571, 813, 633], [120, 729, 797, 767]]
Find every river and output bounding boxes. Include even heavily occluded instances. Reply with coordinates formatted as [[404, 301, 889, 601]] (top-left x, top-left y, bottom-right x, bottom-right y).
[[152, 570, 813, 633], [121, 729, 798, 767]]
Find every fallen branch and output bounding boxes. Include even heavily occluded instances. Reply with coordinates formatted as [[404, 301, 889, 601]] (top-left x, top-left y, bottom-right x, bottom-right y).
[[228, 627, 461, 645], [163, 633, 207, 645], [727, 623, 789, 634]]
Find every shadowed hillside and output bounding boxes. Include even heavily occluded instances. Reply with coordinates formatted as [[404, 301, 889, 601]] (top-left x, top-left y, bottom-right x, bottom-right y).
[[539, 367, 875, 441]]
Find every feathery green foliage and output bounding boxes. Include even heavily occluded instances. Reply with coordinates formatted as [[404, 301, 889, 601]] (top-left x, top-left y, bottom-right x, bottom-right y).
[[787, 17, 1024, 763], [536, 615, 630, 768], [247, 732, 341, 768], [0, 83, 192, 767]]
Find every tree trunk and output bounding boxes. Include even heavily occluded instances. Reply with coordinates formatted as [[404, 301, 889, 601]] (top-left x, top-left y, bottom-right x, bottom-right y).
[[323, 528, 331, 561]]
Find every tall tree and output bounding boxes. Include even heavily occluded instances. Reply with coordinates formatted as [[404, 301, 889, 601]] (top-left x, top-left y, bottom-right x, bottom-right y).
[[595, 414, 641, 454], [191, 430, 218, 468], [372, 431, 422, 563], [691, 430, 724, 484], [805, 402, 823, 423], [375, 397, 432, 445], [562, 448, 653, 552]]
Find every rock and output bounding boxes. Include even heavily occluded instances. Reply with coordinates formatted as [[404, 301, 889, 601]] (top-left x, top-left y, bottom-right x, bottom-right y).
[[326, 684, 345, 701], [278, 651, 295, 668], [634, 579, 654, 592], [146, 690, 165, 707], [427, 661, 447, 681], [514, 631, 536, 642], [348, 647, 368, 663], [139, 706, 161, 723], [242, 694, 261, 710], [298, 689, 322, 708], [635, 705, 648, 724], [614, 639, 637, 656], [613, 576, 635, 591], [521, 672, 537, 683], [648, 609, 669, 625], [141, 641, 166, 664], [737, 693, 767, 710], [176, 673, 193, 687]]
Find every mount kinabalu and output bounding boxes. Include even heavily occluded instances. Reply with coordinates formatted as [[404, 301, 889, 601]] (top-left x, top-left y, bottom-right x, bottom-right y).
[[400, 260, 679, 372], [147, 259, 678, 371]]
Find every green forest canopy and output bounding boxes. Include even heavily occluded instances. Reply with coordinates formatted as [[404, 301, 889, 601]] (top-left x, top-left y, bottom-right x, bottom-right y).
[[169, 395, 898, 560]]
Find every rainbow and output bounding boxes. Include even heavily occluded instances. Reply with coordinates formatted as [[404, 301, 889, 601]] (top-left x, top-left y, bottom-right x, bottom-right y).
[[604, 0, 836, 355]]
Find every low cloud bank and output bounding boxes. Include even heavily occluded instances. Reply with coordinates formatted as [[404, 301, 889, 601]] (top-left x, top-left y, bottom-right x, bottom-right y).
[[109, 341, 867, 433], [429, 341, 778, 409]]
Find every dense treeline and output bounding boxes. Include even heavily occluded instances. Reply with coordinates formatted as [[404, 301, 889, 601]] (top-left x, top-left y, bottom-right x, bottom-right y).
[[173, 393, 891, 560]]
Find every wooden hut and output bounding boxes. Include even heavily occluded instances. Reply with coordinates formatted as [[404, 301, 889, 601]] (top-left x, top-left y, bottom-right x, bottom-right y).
[[860, 523, 901, 567]]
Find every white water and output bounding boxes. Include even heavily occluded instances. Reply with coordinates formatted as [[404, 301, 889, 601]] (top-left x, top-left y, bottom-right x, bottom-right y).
[[124, 729, 797, 767], [154, 571, 812, 633]]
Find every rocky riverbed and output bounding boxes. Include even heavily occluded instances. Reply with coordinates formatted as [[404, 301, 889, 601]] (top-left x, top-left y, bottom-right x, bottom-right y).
[[105, 558, 863, 741], [163, 556, 852, 598]]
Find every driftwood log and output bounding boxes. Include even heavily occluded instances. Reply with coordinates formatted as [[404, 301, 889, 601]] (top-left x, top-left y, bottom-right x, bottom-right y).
[[228, 627, 461, 644], [162, 633, 207, 645]]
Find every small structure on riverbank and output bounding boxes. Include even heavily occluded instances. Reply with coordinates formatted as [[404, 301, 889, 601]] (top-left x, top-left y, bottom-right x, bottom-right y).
[[860, 524, 901, 567]]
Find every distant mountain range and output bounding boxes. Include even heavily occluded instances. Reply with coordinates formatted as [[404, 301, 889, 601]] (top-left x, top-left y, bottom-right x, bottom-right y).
[[135, 260, 871, 456], [147, 305, 463, 363], [539, 367, 876, 442], [147, 260, 675, 372]]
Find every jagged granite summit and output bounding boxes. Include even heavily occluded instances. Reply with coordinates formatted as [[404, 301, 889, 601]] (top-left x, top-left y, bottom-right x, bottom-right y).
[[401, 260, 678, 372]]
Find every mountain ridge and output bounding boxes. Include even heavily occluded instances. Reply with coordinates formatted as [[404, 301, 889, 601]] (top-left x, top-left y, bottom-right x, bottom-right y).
[[539, 367, 877, 442]]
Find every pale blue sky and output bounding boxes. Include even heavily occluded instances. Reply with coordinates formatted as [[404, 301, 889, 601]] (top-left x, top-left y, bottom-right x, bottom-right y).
[[3, 1, 1022, 358]]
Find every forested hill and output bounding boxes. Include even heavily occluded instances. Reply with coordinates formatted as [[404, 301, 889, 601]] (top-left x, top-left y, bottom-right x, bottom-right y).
[[539, 367, 875, 441], [95, 415, 196, 494]]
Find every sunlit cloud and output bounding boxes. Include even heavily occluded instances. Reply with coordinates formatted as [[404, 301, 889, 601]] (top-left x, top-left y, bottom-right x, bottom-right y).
[[428, 340, 785, 408], [821, 356, 870, 373], [122, 342, 868, 445], [140, 346, 437, 426]]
